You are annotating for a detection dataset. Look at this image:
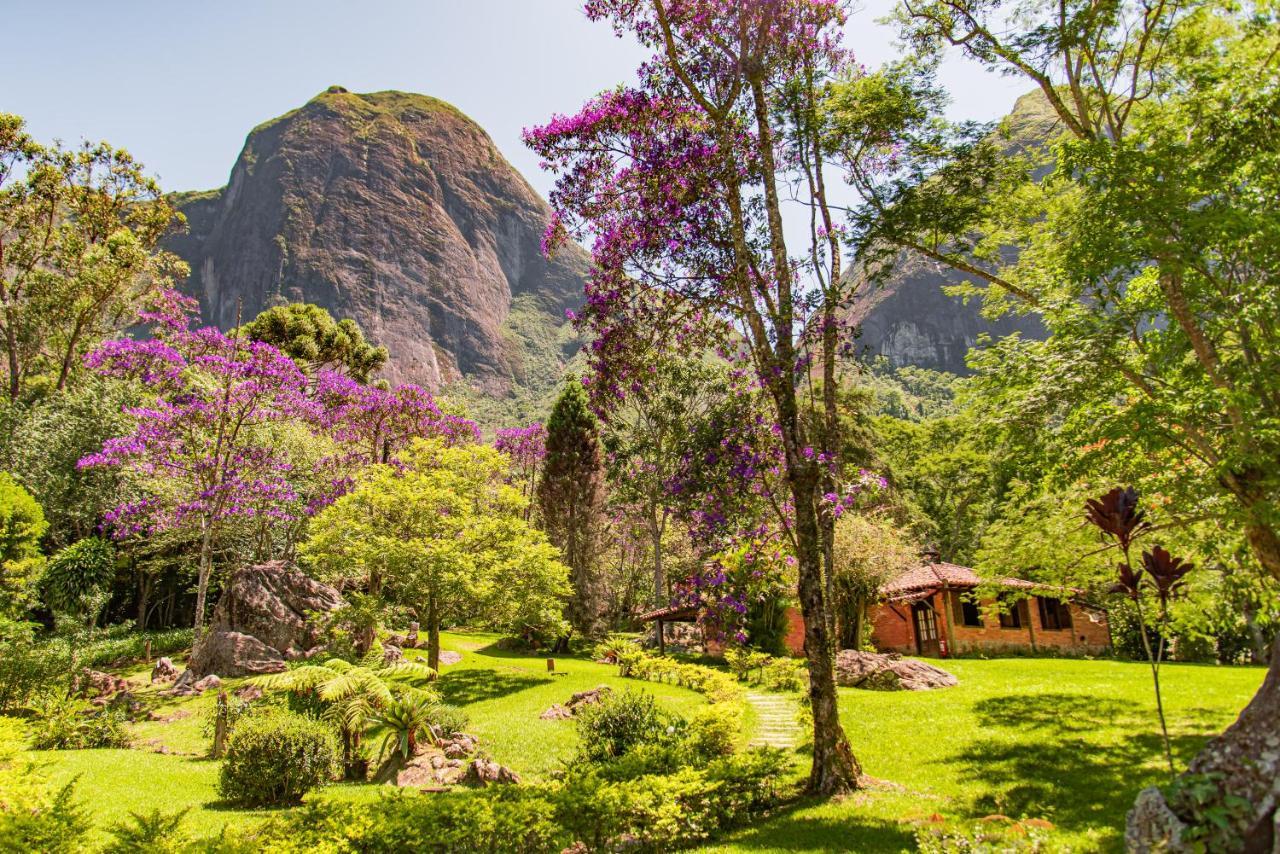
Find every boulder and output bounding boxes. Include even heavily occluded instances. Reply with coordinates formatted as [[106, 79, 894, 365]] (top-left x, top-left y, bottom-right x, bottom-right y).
[[540, 704, 573, 721], [187, 562, 343, 677], [440, 734, 478, 759], [835, 650, 957, 691], [189, 631, 286, 678], [1125, 787, 1190, 853], [232, 684, 263, 702], [75, 669, 130, 699], [382, 644, 404, 665], [464, 758, 521, 786], [567, 686, 611, 711], [438, 650, 462, 666], [150, 657, 179, 683], [193, 675, 222, 693]]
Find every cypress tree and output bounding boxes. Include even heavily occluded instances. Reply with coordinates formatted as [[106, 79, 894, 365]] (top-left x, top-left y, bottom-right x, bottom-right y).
[[537, 377, 606, 637]]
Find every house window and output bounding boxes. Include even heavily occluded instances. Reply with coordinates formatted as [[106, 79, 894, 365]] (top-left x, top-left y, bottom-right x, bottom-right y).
[[954, 594, 983, 628], [1037, 597, 1073, 631], [998, 595, 1022, 629]]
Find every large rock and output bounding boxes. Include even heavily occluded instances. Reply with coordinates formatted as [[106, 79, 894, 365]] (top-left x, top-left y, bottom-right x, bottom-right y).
[[188, 561, 343, 677], [835, 650, 957, 691], [164, 87, 589, 400]]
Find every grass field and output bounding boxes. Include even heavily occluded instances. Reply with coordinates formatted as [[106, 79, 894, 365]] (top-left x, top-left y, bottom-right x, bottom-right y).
[[5, 638, 1265, 851]]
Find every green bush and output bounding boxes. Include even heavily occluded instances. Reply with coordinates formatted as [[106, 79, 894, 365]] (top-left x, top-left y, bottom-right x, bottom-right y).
[[431, 703, 469, 738], [229, 789, 565, 853], [40, 537, 116, 626], [223, 748, 790, 853], [0, 720, 90, 853], [575, 689, 681, 763], [684, 702, 740, 760], [556, 748, 791, 850], [760, 657, 807, 692], [217, 710, 338, 806], [28, 696, 131, 750], [104, 808, 191, 854], [0, 619, 71, 712], [79, 626, 193, 668]]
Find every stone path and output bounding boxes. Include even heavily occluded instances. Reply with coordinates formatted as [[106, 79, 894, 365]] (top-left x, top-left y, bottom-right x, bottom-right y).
[[746, 691, 801, 749]]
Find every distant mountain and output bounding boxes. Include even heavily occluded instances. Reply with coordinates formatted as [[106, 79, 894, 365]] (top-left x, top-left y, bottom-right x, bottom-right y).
[[845, 92, 1060, 374], [165, 87, 588, 407]]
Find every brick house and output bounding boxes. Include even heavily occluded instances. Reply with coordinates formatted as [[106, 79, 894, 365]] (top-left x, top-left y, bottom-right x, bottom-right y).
[[866, 561, 1111, 657], [643, 560, 1111, 658]]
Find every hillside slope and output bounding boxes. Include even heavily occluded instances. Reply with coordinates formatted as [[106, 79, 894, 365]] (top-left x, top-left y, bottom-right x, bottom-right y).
[[165, 87, 588, 402]]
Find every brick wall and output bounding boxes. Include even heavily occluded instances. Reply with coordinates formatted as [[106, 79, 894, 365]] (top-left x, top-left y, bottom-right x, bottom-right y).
[[781, 607, 806, 657], [869, 590, 1111, 656]]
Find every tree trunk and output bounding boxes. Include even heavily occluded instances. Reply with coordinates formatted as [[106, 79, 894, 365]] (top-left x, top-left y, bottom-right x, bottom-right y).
[[427, 594, 440, 672], [1127, 635, 1280, 852], [792, 474, 861, 795], [136, 571, 152, 631], [193, 514, 214, 639], [650, 505, 666, 607]]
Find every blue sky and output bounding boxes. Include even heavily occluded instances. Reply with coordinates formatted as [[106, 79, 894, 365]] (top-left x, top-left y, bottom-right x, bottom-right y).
[[3, 1, 1027, 199]]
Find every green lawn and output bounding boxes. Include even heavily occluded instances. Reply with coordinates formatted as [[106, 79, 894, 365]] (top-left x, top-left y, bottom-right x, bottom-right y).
[[711, 657, 1264, 853], [10, 631, 710, 846], [5, 641, 1264, 851]]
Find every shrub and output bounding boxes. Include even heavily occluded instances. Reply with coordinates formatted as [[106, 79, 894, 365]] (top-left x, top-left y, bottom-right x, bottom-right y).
[[0, 619, 71, 712], [104, 808, 191, 854], [40, 537, 116, 626], [430, 703, 469, 738], [0, 719, 90, 852], [592, 633, 639, 663], [80, 626, 193, 669], [29, 697, 131, 750], [228, 790, 565, 853], [575, 689, 681, 763], [218, 710, 338, 806], [761, 657, 807, 692], [684, 702, 740, 760]]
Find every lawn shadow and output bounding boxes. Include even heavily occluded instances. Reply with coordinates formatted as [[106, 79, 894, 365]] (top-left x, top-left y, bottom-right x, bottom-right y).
[[941, 692, 1228, 839], [470, 640, 589, 664], [435, 667, 550, 707], [715, 795, 916, 852]]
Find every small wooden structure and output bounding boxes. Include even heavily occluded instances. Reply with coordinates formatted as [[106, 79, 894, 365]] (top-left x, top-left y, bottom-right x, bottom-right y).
[[636, 603, 701, 655]]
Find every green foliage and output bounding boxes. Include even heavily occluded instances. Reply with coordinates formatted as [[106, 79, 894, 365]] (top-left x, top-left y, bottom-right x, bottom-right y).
[[242, 303, 388, 383], [234, 789, 566, 853], [915, 819, 1054, 853], [0, 618, 71, 712], [538, 377, 606, 635], [592, 633, 640, 663], [217, 709, 338, 807], [304, 439, 571, 661], [574, 688, 679, 764], [29, 696, 131, 750], [684, 702, 740, 760], [104, 808, 192, 854], [1167, 772, 1254, 854], [724, 647, 806, 692], [40, 536, 116, 625], [0, 471, 46, 616], [0, 722, 90, 853], [368, 694, 438, 760], [621, 650, 744, 704]]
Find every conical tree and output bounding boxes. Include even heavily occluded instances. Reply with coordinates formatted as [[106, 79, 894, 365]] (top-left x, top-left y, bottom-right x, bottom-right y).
[[537, 377, 607, 638]]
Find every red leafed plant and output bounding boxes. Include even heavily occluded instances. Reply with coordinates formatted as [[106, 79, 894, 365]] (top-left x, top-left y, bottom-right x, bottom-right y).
[[1086, 487, 1193, 779]]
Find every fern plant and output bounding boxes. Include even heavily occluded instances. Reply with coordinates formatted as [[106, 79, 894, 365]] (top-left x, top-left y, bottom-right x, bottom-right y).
[[253, 649, 436, 779]]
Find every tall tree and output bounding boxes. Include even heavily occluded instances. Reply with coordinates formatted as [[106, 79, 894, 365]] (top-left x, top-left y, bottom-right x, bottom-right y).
[[537, 378, 607, 638], [830, 0, 1280, 839], [242, 303, 388, 383], [0, 114, 185, 400], [304, 439, 570, 670], [526, 0, 866, 793]]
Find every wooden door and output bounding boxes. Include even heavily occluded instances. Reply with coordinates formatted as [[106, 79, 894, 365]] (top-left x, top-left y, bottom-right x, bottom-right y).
[[913, 602, 941, 656]]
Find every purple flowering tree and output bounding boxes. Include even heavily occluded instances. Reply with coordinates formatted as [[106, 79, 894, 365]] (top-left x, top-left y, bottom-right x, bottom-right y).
[[526, 0, 866, 793], [494, 422, 546, 520], [80, 292, 312, 635]]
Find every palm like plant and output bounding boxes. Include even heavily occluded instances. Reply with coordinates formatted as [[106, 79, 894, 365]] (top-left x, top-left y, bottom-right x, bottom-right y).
[[368, 694, 440, 760], [254, 650, 437, 778]]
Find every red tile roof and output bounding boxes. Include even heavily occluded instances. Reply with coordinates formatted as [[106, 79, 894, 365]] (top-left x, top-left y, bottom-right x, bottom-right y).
[[882, 561, 1038, 600], [636, 603, 700, 622]]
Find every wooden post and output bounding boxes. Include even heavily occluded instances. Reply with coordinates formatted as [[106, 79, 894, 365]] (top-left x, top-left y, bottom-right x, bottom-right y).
[[212, 690, 229, 759], [144, 638, 152, 664], [940, 588, 958, 658], [657, 619, 666, 656], [546, 658, 555, 673], [1025, 597, 1038, 652]]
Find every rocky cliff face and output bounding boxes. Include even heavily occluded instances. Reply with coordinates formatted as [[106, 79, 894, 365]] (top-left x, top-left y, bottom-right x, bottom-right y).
[[165, 87, 587, 397], [845, 92, 1059, 374]]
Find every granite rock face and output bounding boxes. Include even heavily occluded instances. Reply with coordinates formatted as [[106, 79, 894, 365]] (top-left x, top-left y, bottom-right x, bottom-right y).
[[187, 561, 343, 677], [166, 87, 588, 397], [835, 649, 957, 691], [844, 92, 1061, 374]]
